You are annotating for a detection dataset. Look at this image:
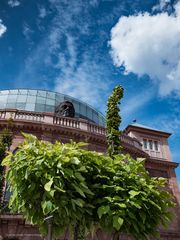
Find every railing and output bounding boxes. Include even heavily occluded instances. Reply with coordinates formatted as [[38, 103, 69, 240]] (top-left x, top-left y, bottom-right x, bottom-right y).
[[88, 123, 106, 135], [120, 134, 142, 150], [0, 109, 143, 150], [0, 111, 6, 119], [54, 116, 80, 129], [15, 112, 44, 122]]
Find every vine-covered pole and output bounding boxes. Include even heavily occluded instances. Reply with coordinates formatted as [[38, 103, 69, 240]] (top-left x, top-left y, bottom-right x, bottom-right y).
[[106, 85, 124, 157], [0, 127, 13, 212]]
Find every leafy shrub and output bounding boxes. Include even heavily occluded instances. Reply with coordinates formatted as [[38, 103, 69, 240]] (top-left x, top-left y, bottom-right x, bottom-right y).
[[2, 134, 175, 239]]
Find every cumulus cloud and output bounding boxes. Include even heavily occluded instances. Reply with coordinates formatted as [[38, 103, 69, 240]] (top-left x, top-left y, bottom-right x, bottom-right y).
[[152, 0, 172, 12], [110, 1, 180, 97], [8, 0, 20, 8], [0, 20, 7, 37]]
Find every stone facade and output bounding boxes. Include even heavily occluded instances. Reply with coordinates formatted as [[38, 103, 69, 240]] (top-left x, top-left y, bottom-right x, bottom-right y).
[[0, 110, 179, 239]]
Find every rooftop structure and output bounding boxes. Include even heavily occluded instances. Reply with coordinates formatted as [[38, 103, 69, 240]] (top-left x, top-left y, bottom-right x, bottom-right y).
[[0, 89, 105, 126]]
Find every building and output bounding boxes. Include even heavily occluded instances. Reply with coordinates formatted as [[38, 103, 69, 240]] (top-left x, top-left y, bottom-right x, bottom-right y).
[[0, 89, 179, 240]]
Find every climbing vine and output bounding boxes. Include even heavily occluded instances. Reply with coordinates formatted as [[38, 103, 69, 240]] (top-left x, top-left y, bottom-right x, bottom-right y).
[[0, 127, 13, 211], [106, 85, 124, 157]]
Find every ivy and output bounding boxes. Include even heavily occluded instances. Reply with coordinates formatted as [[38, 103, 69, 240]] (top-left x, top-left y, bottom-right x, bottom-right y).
[[106, 85, 124, 157], [0, 127, 13, 211], [2, 134, 175, 239]]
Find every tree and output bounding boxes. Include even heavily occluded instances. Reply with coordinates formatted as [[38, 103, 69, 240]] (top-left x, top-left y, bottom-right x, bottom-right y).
[[2, 134, 175, 240], [106, 86, 124, 157]]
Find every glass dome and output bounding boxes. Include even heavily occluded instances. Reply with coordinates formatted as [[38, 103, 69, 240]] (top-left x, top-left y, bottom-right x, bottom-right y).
[[0, 89, 105, 126]]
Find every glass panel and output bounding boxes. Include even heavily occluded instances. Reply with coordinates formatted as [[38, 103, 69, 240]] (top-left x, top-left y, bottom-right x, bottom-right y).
[[36, 96, 46, 104], [55, 94, 64, 104], [64, 96, 72, 102], [37, 90, 47, 97], [99, 115, 105, 126], [17, 94, 27, 103], [0, 90, 9, 95], [0, 102, 6, 108], [7, 95, 17, 103], [80, 103, 86, 116], [87, 107, 92, 120], [27, 95, 36, 103], [28, 89, 37, 95], [9, 90, 18, 94], [47, 91, 55, 99], [154, 141, 159, 151], [45, 105, 54, 112], [6, 102, 16, 108], [92, 111, 98, 123], [19, 89, 28, 95], [46, 98, 55, 106], [72, 101, 80, 114], [25, 103, 35, 111], [143, 139, 148, 149], [149, 140, 153, 150], [35, 103, 45, 112], [0, 95, 8, 103], [16, 103, 26, 110]]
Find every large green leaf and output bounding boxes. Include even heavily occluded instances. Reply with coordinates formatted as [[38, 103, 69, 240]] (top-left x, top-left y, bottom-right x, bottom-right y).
[[113, 216, 124, 230], [97, 205, 110, 219], [72, 183, 86, 198], [44, 178, 53, 192], [129, 190, 140, 197]]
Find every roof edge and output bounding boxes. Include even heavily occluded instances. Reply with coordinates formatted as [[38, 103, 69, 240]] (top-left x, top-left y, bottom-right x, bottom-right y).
[[124, 124, 171, 137]]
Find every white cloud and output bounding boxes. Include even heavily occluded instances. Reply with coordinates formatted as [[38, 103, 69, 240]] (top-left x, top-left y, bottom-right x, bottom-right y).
[[0, 20, 7, 37], [8, 0, 20, 8], [152, 0, 171, 12], [110, 1, 180, 97], [22, 23, 33, 41], [39, 6, 47, 18], [121, 89, 154, 118], [16, 1, 110, 110], [55, 55, 109, 109], [152, 114, 180, 135]]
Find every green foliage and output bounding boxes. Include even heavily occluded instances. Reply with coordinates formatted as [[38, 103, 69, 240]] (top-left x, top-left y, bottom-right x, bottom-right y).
[[0, 128, 13, 211], [2, 134, 175, 239], [1, 128, 13, 150], [106, 85, 124, 157]]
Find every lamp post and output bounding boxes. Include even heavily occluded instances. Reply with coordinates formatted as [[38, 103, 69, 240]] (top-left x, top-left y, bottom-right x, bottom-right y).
[[44, 215, 53, 240]]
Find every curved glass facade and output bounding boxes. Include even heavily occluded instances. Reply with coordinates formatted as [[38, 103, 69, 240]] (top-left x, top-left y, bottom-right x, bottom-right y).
[[0, 89, 105, 126]]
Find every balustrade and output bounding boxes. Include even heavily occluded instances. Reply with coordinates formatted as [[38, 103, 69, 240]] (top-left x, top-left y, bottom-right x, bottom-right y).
[[53, 116, 80, 129], [15, 112, 44, 122], [120, 134, 142, 150], [0, 109, 142, 151], [0, 111, 6, 119]]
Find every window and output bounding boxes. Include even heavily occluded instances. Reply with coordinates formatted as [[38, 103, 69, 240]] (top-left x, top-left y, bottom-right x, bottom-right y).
[[143, 139, 148, 149], [149, 140, 153, 150], [143, 138, 160, 152], [154, 141, 159, 151]]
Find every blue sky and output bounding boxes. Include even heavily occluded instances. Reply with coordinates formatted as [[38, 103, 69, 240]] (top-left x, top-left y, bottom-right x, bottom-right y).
[[0, 0, 180, 185]]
